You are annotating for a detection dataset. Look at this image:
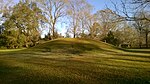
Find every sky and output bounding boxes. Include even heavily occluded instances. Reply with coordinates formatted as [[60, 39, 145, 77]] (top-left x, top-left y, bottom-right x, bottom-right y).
[[14, 0, 114, 10], [87, 0, 115, 13]]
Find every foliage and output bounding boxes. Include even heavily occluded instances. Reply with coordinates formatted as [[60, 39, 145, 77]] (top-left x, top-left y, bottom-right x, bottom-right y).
[[2, 1, 44, 48]]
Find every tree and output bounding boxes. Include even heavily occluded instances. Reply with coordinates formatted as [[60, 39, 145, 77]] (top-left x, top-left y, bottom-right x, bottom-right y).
[[77, 2, 93, 38], [0, 0, 13, 23], [133, 11, 150, 48], [89, 22, 101, 39], [65, 28, 71, 38], [133, 20, 144, 48], [132, 0, 150, 14], [114, 23, 139, 48], [3, 1, 43, 48], [111, 0, 150, 48], [0, 0, 13, 48], [0, 0, 13, 13], [67, 0, 92, 38], [111, 0, 150, 22], [94, 8, 120, 39], [37, 0, 67, 39], [0, 0, 13, 33]]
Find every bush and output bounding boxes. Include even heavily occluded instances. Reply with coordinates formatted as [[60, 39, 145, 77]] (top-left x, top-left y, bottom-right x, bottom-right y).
[[0, 35, 7, 48], [102, 31, 120, 46]]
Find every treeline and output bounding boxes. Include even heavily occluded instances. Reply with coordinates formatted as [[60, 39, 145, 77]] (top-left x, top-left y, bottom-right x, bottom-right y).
[[0, 0, 150, 49]]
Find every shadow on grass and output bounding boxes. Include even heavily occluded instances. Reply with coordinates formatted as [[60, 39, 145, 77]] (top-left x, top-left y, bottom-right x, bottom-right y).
[[0, 61, 89, 84], [110, 57, 150, 63], [23, 57, 150, 84], [119, 48, 150, 54], [105, 52, 150, 63], [0, 62, 24, 84], [0, 52, 150, 84], [108, 51, 150, 58], [0, 39, 150, 84]]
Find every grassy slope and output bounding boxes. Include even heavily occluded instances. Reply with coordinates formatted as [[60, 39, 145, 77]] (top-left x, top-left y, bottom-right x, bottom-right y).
[[0, 38, 150, 84], [31, 38, 118, 54]]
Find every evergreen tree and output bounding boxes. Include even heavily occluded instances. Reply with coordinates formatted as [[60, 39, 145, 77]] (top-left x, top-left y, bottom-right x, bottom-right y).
[[3, 1, 44, 48]]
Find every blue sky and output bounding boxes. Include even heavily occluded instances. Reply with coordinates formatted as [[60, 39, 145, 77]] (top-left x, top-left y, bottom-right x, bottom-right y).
[[14, 0, 116, 13], [87, 0, 114, 13], [13, 0, 117, 14]]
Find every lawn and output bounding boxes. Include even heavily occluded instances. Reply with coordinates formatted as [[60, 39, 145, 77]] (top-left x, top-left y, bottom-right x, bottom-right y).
[[0, 38, 150, 84]]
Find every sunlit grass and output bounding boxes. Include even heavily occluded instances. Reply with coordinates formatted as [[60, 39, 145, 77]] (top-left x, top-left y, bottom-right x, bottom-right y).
[[0, 38, 150, 84]]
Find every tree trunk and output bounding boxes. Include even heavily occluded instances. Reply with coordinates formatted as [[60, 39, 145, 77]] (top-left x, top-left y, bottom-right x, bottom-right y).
[[48, 27, 51, 40], [52, 21, 56, 39], [52, 26, 55, 39], [145, 32, 148, 48], [73, 27, 76, 38], [73, 32, 76, 38], [139, 42, 142, 49], [139, 32, 142, 48]]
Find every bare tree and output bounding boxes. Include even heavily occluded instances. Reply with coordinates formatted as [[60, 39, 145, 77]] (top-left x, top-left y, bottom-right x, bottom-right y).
[[78, 3, 93, 37], [111, 0, 150, 22], [110, 0, 150, 48], [94, 8, 120, 39], [134, 11, 150, 48], [89, 22, 101, 39], [37, 0, 67, 39], [67, 0, 92, 38], [132, 0, 150, 9], [133, 20, 144, 48]]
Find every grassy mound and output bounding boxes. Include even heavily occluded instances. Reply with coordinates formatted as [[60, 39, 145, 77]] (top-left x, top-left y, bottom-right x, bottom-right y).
[[0, 38, 150, 84], [31, 38, 117, 54]]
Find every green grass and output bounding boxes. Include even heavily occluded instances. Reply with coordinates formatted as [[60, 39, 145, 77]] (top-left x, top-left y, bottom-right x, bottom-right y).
[[0, 38, 150, 84]]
